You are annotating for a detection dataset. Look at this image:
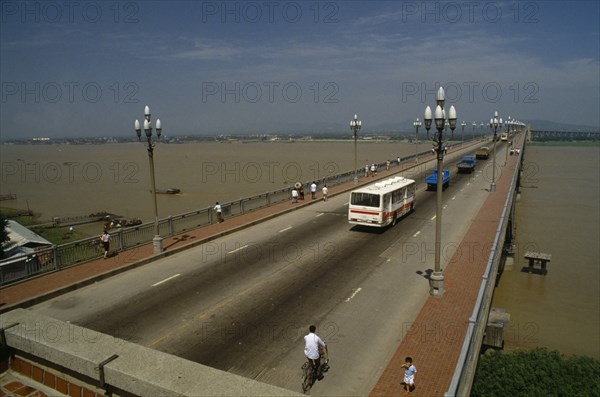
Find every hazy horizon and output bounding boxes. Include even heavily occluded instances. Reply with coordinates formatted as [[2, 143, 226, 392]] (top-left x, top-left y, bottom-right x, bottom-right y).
[[2, 1, 599, 139]]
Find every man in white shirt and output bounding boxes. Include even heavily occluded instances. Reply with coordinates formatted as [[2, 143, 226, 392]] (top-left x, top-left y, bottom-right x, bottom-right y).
[[304, 325, 326, 380], [310, 182, 317, 199]]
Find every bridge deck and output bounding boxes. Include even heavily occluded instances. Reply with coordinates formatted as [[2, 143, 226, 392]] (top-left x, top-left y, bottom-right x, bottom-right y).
[[0, 145, 453, 309], [0, 137, 522, 397], [370, 134, 524, 396]]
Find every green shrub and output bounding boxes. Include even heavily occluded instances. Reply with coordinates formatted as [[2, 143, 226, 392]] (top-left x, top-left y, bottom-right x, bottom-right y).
[[472, 348, 600, 396]]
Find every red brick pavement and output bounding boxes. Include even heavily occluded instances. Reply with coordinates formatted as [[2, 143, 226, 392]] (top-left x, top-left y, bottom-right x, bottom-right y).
[[369, 136, 524, 397], [1, 146, 466, 311]]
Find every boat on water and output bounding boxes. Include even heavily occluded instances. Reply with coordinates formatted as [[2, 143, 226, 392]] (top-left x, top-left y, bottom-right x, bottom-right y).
[[156, 188, 181, 194]]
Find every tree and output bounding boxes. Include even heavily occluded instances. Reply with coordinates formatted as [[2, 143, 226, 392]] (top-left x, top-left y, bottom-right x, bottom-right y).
[[472, 348, 600, 397], [0, 212, 9, 259]]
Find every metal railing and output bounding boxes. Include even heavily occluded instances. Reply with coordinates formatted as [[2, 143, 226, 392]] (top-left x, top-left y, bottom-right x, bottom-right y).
[[444, 139, 524, 397], [0, 141, 475, 287]]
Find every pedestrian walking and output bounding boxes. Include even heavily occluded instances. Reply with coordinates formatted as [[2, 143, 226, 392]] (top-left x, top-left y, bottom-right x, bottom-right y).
[[397, 156, 401, 165], [322, 185, 328, 201], [386, 159, 391, 170], [292, 188, 299, 203], [299, 185, 305, 200], [214, 201, 224, 223], [370, 163, 376, 177], [401, 357, 417, 394], [365, 163, 369, 177], [310, 181, 317, 199], [100, 230, 110, 259]]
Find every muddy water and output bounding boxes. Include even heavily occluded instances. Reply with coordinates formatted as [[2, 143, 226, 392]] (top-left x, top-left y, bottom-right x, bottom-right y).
[[493, 145, 600, 358], [0, 140, 431, 222]]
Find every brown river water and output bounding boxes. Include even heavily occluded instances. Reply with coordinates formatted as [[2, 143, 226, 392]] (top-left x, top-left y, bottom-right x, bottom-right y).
[[493, 145, 599, 359]]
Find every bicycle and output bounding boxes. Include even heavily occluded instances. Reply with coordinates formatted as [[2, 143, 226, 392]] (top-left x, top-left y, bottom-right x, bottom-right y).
[[301, 347, 329, 394]]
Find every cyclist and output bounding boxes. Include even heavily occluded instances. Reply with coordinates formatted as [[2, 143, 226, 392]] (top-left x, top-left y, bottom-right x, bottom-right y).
[[304, 325, 326, 380]]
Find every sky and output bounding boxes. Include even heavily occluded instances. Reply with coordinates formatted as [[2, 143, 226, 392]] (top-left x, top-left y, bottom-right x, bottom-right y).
[[1, 0, 599, 138]]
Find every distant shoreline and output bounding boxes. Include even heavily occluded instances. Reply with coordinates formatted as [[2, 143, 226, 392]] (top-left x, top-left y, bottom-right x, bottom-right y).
[[0, 138, 423, 146], [527, 141, 600, 147]]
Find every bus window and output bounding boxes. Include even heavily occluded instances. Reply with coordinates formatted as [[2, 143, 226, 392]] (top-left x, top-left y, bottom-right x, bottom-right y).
[[351, 192, 380, 208], [392, 189, 403, 204]]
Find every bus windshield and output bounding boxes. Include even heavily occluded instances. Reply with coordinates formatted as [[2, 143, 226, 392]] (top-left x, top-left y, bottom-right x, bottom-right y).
[[351, 192, 380, 208]]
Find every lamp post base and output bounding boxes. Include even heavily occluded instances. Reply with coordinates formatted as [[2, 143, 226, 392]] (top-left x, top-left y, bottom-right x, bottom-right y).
[[429, 271, 445, 297], [490, 182, 496, 192], [152, 235, 164, 254]]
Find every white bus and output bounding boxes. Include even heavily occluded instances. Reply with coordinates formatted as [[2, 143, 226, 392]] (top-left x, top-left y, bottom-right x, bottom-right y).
[[500, 132, 509, 141], [348, 176, 416, 227]]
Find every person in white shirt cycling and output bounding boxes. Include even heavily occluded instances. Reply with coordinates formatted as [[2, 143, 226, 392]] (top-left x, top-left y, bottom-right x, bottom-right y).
[[304, 325, 326, 380]]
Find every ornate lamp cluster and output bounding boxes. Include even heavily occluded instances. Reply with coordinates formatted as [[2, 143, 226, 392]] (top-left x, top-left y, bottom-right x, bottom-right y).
[[350, 114, 362, 184], [422, 86, 457, 297], [489, 111, 501, 192], [134, 105, 164, 254]]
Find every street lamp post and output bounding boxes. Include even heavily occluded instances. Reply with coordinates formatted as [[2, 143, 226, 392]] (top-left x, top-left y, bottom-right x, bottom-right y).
[[472, 122, 477, 142], [423, 86, 457, 297], [461, 121, 466, 146], [350, 114, 362, 184], [413, 118, 421, 163], [135, 105, 163, 254], [489, 111, 501, 192], [504, 117, 512, 165]]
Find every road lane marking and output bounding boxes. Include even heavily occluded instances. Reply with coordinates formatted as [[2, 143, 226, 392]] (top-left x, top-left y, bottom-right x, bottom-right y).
[[443, 205, 448, 209], [227, 244, 249, 254], [344, 202, 349, 206], [345, 287, 362, 302], [452, 196, 456, 200], [413, 231, 421, 237], [316, 213, 324, 217], [431, 215, 436, 220], [279, 226, 293, 233], [152, 274, 180, 287]]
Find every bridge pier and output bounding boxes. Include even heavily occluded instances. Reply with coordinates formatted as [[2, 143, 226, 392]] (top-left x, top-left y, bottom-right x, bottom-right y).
[[524, 251, 552, 275]]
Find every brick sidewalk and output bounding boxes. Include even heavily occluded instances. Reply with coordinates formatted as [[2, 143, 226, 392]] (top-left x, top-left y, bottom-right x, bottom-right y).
[[0, 149, 448, 312], [369, 137, 523, 396]]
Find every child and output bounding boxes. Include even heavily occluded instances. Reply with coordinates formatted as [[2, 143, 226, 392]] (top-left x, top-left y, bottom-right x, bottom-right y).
[[401, 357, 416, 394]]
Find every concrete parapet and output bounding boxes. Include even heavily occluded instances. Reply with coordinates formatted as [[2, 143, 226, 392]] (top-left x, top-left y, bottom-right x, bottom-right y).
[[1, 309, 300, 396]]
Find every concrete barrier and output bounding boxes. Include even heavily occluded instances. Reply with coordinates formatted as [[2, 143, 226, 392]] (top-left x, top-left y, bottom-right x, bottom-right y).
[[1, 309, 300, 396]]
